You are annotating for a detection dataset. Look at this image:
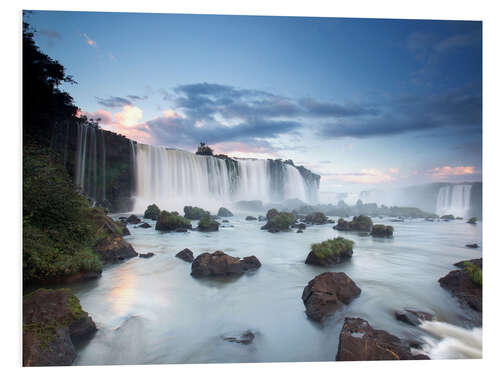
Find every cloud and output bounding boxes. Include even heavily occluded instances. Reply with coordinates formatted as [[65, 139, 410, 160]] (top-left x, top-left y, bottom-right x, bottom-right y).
[[388, 168, 400, 174], [114, 105, 143, 127], [323, 169, 395, 184], [300, 98, 379, 117], [82, 33, 97, 48], [96, 95, 147, 108], [427, 165, 478, 178]]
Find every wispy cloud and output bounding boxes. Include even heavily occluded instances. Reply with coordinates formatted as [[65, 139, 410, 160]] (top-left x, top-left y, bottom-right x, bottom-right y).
[[427, 165, 478, 178], [82, 33, 97, 48], [96, 95, 148, 108]]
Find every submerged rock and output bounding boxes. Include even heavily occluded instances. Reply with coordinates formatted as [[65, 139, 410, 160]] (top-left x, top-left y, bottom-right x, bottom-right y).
[[305, 237, 354, 266], [139, 252, 154, 258], [466, 243, 479, 249], [223, 330, 255, 345], [301, 272, 361, 322], [23, 289, 97, 366], [137, 222, 152, 228], [336, 317, 429, 361], [394, 309, 434, 326], [176, 248, 194, 262], [246, 216, 257, 221], [191, 251, 261, 277], [126, 214, 141, 224], [217, 207, 233, 217]]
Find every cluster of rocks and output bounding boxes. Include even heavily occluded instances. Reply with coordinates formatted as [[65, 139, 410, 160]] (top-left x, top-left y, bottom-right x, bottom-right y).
[[334, 215, 373, 232]]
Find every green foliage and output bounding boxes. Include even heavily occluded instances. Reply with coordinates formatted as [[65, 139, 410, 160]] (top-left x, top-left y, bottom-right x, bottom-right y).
[[335, 215, 373, 232], [263, 211, 296, 231], [463, 261, 482, 286], [156, 210, 192, 231], [311, 237, 354, 259], [184, 205, 210, 220], [266, 208, 279, 220], [467, 217, 478, 224], [197, 214, 219, 231], [23, 144, 102, 284], [371, 224, 394, 237], [305, 211, 327, 224], [144, 203, 161, 220]]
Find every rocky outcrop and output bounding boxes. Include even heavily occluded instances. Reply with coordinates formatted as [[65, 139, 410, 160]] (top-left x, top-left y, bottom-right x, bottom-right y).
[[301, 272, 361, 322], [334, 215, 373, 232], [144, 204, 161, 220], [184, 206, 210, 220], [222, 330, 255, 345], [245, 216, 257, 221], [217, 207, 233, 217], [191, 251, 261, 277], [371, 224, 394, 238], [394, 309, 434, 326], [155, 210, 192, 231], [23, 289, 97, 366], [137, 222, 151, 228], [197, 215, 219, 232], [336, 317, 429, 361], [176, 248, 194, 262], [261, 210, 296, 232], [439, 259, 482, 313], [94, 236, 138, 263], [126, 214, 141, 224], [304, 212, 328, 225], [139, 252, 154, 258], [305, 237, 354, 266], [466, 243, 479, 249]]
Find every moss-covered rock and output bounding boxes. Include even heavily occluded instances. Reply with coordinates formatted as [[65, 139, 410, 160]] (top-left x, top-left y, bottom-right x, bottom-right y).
[[184, 206, 210, 220], [305, 237, 354, 266], [304, 212, 328, 225], [266, 208, 279, 220], [144, 204, 161, 220], [371, 224, 394, 238], [261, 211, 296, 232], [23, 288, 97, 366], [334, 215, 373, 232], [217, 207, 233, 217], [197, 214, 220, 232], [155, 210, 192, 231]]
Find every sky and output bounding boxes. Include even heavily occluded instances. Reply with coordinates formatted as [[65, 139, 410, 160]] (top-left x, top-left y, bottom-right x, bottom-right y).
[[25, 11, 482, 197]]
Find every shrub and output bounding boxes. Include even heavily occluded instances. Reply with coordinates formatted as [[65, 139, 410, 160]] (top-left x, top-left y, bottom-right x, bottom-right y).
[[311, 237, 354, 259], [144, 204, 161, 220], [334, 215, 373, 232], [371, 224, 394, 238], [184, 206, 210, 220], [463, 261, 482, 286], [197, 214, 219, 231], [155, 210, 192, 231]]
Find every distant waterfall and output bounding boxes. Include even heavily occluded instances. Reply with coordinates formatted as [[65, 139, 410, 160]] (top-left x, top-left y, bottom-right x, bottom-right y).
[[75, 123, 107, 204], [133, 144, 317, 212], [436, 184, 472, 217]]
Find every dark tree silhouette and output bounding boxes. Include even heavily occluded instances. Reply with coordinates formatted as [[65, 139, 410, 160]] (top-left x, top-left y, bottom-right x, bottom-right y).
[[196, 141, 214, 156]]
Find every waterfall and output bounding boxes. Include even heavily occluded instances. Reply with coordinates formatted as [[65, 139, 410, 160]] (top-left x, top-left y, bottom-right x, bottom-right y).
[[133, 144, 317, 212], [435, 184, 472, 217]]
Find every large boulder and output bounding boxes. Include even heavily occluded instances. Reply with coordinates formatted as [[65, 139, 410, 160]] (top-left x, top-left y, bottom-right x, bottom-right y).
[[301, 272, 361, 322], [305, 237, 354, 266], [155, 210, 192, 231], [217, 207, 233, 217], [371, 224, 394, 238], [126, 214, 141, 224], [261, 210, 296, 232], [183, 206, 210, 220], [336, 317, 429, 361], [334, 215, 373, 232], [304, 212, 328, 225], [23, 289, 97, 366], [394, 309, 434, 326], [94, 236, 138, 263], [197, 214, 219, 232], [191, 251, 261, 277], [439, 259, 482, 312], [144, 204, 161, 220], [176, 248, 194, 262]]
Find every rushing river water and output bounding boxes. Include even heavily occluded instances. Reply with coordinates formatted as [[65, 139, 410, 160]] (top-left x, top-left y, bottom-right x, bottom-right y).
[[70, 215, 482, 365]]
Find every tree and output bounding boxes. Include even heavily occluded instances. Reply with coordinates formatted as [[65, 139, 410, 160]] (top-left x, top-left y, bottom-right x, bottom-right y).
[[196, 142, 214, 156]]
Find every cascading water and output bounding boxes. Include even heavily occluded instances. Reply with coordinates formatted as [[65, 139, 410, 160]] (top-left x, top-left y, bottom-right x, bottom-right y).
[[133, 144, 318, 212], [436, 184, 472, 217]]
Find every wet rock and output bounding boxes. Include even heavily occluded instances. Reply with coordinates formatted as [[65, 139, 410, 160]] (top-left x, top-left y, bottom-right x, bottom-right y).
[[336, 317, 429, 361], [223, 330, 255, 345], [217, 207, 233, 217], [301, 272, 361, 322], [454, 258, 482, 269], [176, 248, 194, 262], [23, 289, 97, 366], [304, 212, 328, 225], [139, 252, 154, 258], [94, 236, 138, 264], [184, 206, 210, 220], [191, 251, 261, 277], [144, 204, 161, 220], [126, 214, 141, 224], [394, 309, 434, 326], [305, 237, 354, 266], [137, 222, 152, 228], [246, 216, 257, 221], [197, 215, 219, 232], [370, 224, 394, 238], [297, 229, 303, 233], [334, 215, 373, 232], [440, 214, 455, 220], [175, 227, 188, 232], [222, 219, 229, 223], [466, 243, 479, 249], [292, 223, 306, 230], [155, 211, 192, 231]]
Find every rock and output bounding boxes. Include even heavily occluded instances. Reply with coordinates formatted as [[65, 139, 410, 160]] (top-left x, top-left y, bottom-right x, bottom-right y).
[[467, 217, 478, 224], [297, 229, 303, 233], [144, 204, 161, 220], [126, 214, 141, 224], [191, 251, 261, 277], [197, 215, 219, 232], [466, 243, 479, 249], [175, 227, 188, 232], [155, 211, 192, 231], [118, 222, 131, 236], [327, 219, 336, 224], [304, 212, 328, 224], [305, 238, 354, 266], [336, 317, 429, 361], [94, 236, 138, 264], [23, 289, 97, 366], [292, 223, 306, 230], [371, 224, 394, 238], [176, 248, 194, 262], [137, 222, 152, 228], [301, 272, 361, 322], [455, 258, 482, 269], [246, 216, 257, 221], [139, 252, 154, 258], [440, 214, 455, 220], [223, 330, 255, 345], [394, 309, 434, 326], [258, 216, 266, 222], [439, 259, 482, 312], [183, 206, 210, 220], [222, 219, 229, 223], [334, 215, 373, 232], [266, 208, 279, 220], [261, 211, 296, 232], [217, 207, 233, 217]]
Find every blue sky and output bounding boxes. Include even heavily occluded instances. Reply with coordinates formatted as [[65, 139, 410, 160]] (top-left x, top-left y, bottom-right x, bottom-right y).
[[25, 11, 482, 195]]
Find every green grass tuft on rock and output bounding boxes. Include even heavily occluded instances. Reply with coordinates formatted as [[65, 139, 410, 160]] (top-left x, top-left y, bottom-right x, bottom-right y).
[[311, 237, 354, 259]]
